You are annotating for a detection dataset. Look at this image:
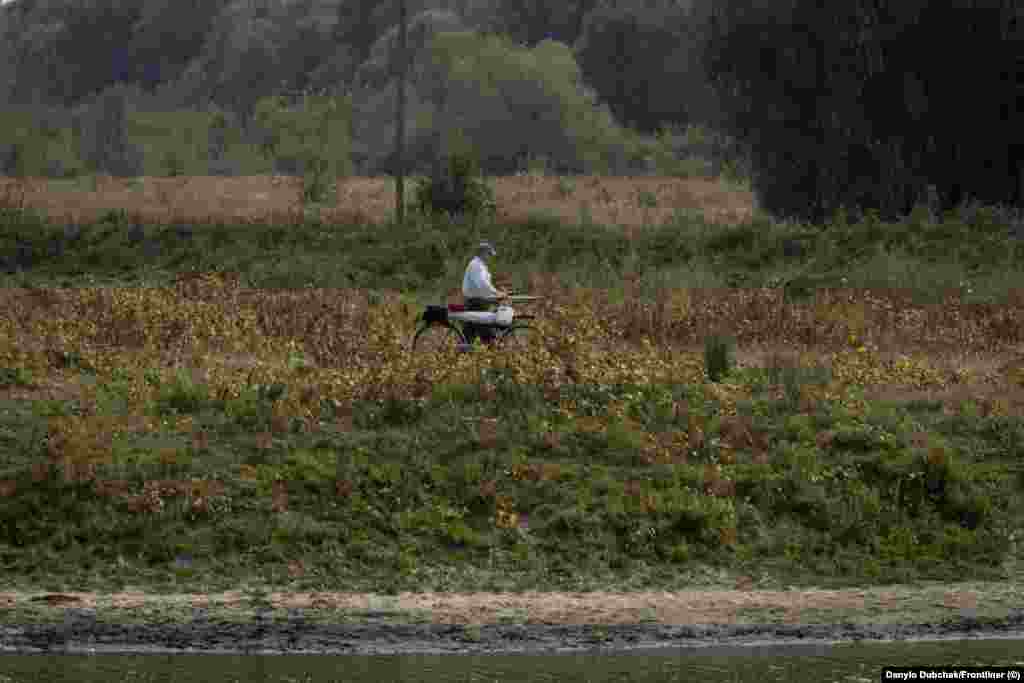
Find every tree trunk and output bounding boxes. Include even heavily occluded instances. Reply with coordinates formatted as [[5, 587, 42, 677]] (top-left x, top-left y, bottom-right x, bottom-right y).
[[394, 0, 408, 225]]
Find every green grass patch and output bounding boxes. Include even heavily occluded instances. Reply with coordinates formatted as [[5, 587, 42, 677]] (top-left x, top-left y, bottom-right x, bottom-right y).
[[1, 189, 1024, 594], [0, 367, 1021, 593]]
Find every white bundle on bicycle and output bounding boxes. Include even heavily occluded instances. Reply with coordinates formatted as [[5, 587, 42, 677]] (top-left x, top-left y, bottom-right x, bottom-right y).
[[448, 305, 515, 326]]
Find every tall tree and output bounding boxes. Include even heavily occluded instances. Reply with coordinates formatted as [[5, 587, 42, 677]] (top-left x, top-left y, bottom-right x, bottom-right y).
[[353, 29, 630, 176], [699, 0, 1024, 224], [334, 0, 433, 73], [484, 0, 600, 47], [0, 4, 14, 103], [195, 1, 290, 120], [24, 0, 144, 106], [575, 3, 701, 133], [126, 0, 229, 93], [333, 0, 382, 74], [395, 0, 408, 225]]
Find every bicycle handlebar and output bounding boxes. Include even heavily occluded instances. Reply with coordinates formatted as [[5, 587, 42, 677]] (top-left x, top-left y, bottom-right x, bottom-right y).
[[464, 294, 542, 304]]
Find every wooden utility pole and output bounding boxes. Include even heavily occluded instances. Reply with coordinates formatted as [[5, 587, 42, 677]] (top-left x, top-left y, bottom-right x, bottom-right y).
[[394, 0, 408, 225]]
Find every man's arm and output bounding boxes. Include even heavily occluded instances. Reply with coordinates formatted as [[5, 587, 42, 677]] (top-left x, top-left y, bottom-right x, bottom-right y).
[[479, 264, 506, 299]]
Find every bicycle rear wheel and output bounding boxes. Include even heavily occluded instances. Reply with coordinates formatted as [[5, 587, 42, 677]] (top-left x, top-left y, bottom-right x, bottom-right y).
[[412, 322, 466, 354]]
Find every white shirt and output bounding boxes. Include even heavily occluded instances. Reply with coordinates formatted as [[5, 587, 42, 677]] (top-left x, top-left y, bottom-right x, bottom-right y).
[[462, 256, 499, 299]]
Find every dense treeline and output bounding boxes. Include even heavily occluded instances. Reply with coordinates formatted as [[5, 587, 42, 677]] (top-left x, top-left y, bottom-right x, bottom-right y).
[[0, 1, 722, 153], [701, 0, 1024, 223], [0, 0, 1022, 225]]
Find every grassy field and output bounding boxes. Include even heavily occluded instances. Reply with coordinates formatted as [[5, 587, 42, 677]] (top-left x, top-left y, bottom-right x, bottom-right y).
[[1, 172, 1023, 600], [0, 106, 274, 181], [0, 173, 754, 229]]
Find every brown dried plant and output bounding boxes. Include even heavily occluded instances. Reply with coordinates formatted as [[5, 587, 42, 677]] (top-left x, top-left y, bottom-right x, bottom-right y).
[[478, 417, 499, 449], [255, 431, 274, 451], [335, 479, 354, 498], [0, 480, 17, 498], [93, 479, 131, 498], [271, 480, 289, 513], [478, 479, 497, 499]]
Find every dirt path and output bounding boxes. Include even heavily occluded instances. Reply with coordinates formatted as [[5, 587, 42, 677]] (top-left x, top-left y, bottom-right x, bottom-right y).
[[2, 584, 1023, 655], [2, 582, 1022, 626], [0, 175, 756, 227]]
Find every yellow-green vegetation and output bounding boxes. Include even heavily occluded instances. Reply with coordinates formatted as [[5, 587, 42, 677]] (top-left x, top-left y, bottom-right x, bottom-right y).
[[131, 109, 268, 179], [1, 180, 1023, 596], [0, 93, 353, 183], [0, 108, 85, 179]]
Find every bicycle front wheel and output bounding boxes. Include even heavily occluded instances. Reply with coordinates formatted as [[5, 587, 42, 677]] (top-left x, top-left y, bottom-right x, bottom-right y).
[[498, 323, 537, 352], [412, 322, 466, 355]]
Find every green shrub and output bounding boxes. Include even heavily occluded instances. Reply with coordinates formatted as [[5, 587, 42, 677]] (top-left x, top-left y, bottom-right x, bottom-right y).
[[153, 369, 213, 416], [272, 155, 303, 176], [557, 177, 575, 198], [765, 359, 820, 409], [604, 419, 647, 460], [704, 223, 759, 254], [524, 153, 549, 177], [0, 366, 35, 388], [637, 189, 658, 208], [371, 395, 427, 428], [207, 158, 242, 177], [223, 382, 288, 430], [74, 87, 145, 177], [704, 333, 736, 383], [300, 156, 337, 206], [720, 158, 751, 188], [0, 142, 26, 177], [413, 149, 496, 222], [206, 106, 236, 162], [253, 94, 350, 202]]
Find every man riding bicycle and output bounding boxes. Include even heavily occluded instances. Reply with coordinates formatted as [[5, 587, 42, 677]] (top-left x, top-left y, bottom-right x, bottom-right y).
[[462, 241, 508, 345]]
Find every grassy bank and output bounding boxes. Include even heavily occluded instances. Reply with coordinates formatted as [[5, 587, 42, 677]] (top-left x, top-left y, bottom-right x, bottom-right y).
[[1, 178, 1023, 597]]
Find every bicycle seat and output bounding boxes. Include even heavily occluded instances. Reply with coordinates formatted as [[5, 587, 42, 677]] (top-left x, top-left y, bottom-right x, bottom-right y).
[[423, 305, 449, 324]]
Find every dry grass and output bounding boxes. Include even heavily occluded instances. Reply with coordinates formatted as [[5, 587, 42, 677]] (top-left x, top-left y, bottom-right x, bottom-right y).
[[2, 581, 1018, 626], [0, 174, 755, 227], [4, 277, 1024, 461]]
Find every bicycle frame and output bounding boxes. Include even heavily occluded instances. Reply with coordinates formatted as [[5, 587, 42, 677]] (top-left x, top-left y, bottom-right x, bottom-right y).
[[412, 299, 538, 352], [452, 313, 534, 346]]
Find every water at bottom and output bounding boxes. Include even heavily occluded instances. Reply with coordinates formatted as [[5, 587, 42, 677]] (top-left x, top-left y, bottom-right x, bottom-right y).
[[1, 638, 1023, 683]]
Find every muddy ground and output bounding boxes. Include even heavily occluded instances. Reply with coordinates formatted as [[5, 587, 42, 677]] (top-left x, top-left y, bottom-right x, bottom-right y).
[[4, 615, 1024, 656], [3, 585, 1024, 655]]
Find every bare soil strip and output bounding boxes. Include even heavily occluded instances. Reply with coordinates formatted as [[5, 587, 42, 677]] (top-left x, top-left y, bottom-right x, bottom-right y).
[[0, 175, 755, 227], [2, 585, 1023, 655], [2, 582, 1022, 627]]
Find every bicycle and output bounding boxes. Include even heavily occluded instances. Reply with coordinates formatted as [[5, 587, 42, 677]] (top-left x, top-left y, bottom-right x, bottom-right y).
[[412, 295, 542, 354]]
